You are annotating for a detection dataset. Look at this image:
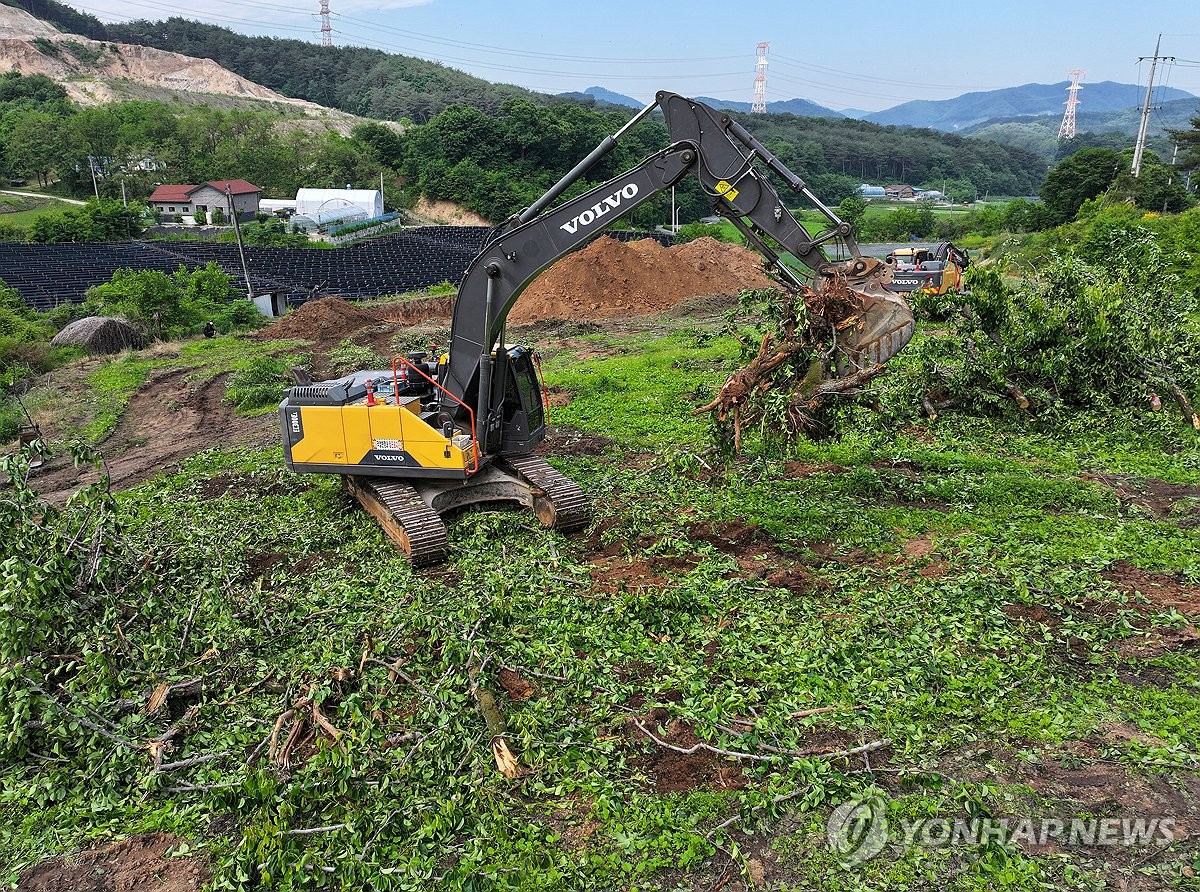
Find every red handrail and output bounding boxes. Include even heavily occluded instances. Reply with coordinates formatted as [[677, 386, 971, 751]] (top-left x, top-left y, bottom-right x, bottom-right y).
[[391, 356, 479, 475]]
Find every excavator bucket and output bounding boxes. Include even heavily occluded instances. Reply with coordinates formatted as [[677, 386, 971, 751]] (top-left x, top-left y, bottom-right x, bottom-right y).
[[806, 257, 915, 372]]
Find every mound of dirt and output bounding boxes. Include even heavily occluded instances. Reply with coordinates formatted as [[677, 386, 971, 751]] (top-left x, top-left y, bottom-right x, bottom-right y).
[[17, 832, 209, 892], [253, 237, 776, 357], [258, 296, 379, 343], [510, 236, 775, 324]]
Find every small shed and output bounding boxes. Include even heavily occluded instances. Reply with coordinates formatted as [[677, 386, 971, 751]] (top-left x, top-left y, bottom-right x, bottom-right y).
[[51, 317, 145, 354]]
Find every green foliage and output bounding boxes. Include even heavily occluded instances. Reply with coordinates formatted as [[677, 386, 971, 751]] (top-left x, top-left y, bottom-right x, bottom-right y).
[[209, 206, 225, 226], [674, 222, 740, 245], [0, 71, 69, 109], [224, 353, 295, 412], [84, 269, 187, 340], [0, 276, 55, 385], [888, 228, 1200, 421], [835, 195, 867, 231], [0, 219, 28, 241], [0, 443, 126, 760], [1039, 147, 1122, 225], [215, 219, 310, 247], [28, 200, 145, 243], [5, 298, 1200, 887], [326, 339, 385, 376], [80, 262, 258, 340], [425, 280, 458, 297]]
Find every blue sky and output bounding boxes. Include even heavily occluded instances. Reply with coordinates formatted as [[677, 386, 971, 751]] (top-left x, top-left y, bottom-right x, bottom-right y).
[[72, 0, 1200, 112]]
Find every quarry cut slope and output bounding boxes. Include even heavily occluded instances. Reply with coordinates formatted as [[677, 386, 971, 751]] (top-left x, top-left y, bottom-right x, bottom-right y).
[[0, 5, 369, 132]]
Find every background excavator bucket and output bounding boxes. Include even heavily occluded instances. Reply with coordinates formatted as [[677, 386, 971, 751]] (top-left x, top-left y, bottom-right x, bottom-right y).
[[804, 257, 915, 373]]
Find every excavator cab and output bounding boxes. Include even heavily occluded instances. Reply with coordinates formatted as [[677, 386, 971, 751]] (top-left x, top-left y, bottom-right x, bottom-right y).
[[496, 346, 545, 455]]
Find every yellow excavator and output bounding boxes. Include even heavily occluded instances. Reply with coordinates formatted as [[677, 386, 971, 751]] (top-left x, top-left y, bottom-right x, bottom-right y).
[[279, 91, 915, 564]]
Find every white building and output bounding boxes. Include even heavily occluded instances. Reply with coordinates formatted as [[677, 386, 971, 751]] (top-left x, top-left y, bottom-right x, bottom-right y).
[[293, 188, 383, 229]]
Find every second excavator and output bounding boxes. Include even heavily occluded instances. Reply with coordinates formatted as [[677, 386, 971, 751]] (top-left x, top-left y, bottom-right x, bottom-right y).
[[278, 91, 916, 564]]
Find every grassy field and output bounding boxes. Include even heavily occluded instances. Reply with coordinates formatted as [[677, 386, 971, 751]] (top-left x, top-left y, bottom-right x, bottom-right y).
[[4, 310, 1200, 890], [0, 192, 77, 227]]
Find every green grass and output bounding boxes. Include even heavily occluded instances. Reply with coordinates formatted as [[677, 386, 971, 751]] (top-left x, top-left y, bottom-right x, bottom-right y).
[[5, 319, 1200, 890], [0, 194, 77, 227]]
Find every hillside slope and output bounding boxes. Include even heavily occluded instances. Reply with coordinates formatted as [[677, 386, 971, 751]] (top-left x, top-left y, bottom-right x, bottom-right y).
[[0, 4, 366, 131]]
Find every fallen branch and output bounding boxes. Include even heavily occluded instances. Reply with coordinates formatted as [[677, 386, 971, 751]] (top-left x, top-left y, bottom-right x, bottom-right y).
[[363, 656, 447, 706], [1164, 380, 1200, 430], [154, 750, 229, 773], [278, 823, 349, 838], [469, 659, 524, 779], [21, 675, 139, 750]]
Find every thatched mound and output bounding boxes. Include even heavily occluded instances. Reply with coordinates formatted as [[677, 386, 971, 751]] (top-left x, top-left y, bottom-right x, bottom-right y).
[[51, 316, 146, 354]]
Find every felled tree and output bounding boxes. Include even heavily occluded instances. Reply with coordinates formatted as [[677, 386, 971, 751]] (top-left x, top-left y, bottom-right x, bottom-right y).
[[696, 280, 890, 449]]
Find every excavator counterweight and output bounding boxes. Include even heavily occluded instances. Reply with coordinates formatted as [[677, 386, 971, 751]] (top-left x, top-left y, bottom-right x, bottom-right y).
[[279, 91, 915, 564]]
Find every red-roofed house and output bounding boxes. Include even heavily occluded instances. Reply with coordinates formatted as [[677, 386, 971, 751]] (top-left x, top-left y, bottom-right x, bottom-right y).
[[147, 180, 261, 220]]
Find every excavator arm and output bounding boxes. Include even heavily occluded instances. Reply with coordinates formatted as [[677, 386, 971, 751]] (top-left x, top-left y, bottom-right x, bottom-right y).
[[442, 91, 913, 446]]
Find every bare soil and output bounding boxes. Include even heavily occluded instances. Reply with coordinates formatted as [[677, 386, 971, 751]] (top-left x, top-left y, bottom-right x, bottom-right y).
[[32, 369, 275, 504], [1083, 472, 1200, 527], [17, 832, 209, 892], [625, 707, 749, 793], [1102, 561, 1200, 616], [511, 237, 774, 325]]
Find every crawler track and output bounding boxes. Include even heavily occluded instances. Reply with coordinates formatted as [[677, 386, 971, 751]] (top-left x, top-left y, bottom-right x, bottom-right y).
[[343, 476, 448, 567], [503, 455, 592, 533]]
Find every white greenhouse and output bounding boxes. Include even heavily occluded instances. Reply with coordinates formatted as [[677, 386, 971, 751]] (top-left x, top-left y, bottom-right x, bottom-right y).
[[293, 188, 384, 229]]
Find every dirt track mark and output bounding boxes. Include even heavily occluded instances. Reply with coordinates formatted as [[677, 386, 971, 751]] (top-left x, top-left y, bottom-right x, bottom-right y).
[[18, 832, 209, 892], [33, 368, 275, 504]]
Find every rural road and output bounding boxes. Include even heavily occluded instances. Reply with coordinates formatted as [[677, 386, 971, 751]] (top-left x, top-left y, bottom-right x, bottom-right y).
[[0, 189, 86, 205]]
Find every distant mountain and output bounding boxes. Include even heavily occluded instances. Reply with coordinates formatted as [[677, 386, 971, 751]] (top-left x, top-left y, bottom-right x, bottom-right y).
[[568, 86, 642, 109], [571, 86, 844, 118], [696, 96, 844, 119], [839, 108, 869, 120], [866, 81, 1197, 132], [962, 96, 1198, 161]]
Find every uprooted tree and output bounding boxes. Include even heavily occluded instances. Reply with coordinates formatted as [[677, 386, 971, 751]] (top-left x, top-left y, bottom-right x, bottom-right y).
[[695, 278, 890, 447]]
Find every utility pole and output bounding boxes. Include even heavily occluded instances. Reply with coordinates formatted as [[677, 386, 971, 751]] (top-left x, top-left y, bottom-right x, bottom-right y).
[[87, 156, 99, 200], [227, 185, 254, 301], [1133, 35, 1174, 178]]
